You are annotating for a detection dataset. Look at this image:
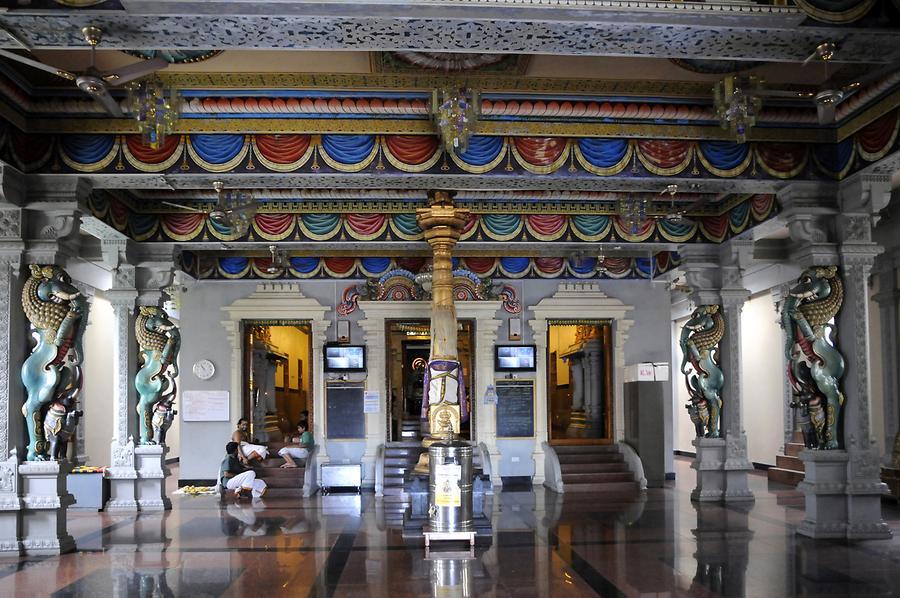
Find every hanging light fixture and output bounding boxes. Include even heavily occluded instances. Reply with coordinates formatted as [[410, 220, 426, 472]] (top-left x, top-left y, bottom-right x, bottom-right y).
[[432, 87, 479, 153], [713, 75, 763, 144], [127, 76, 179, 149], [617, 197, 648, 235], [265, 244, 287, 274]]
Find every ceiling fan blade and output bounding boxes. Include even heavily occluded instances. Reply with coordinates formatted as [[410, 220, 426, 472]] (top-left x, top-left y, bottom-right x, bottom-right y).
[[0, 48, 75, 81], [161, 201, 206, 213], [843, 61, 900, 93], [817, 102, 836, 125], [227, 203, 258, 215], [89, 86, 124, 117], [756, 89, 815, 99], [101, 57, 167, 86]]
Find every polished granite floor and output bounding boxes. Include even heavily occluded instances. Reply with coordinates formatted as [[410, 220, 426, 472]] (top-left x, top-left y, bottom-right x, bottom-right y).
[[0, 457, 898, 597]]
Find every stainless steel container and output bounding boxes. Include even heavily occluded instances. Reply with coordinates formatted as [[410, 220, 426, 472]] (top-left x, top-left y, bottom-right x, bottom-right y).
[[430, 556, 474, 598], [428, 440, 474, 532]]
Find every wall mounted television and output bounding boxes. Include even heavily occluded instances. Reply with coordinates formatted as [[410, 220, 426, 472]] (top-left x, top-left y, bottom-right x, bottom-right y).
[[495, 344, 537, 372], [324, 344, 367, 372]]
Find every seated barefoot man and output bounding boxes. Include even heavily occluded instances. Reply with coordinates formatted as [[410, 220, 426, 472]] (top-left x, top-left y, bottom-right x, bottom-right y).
[[232, 418, 269, 464], [221, 442, 267, 498], [279, 421, 313, 468]]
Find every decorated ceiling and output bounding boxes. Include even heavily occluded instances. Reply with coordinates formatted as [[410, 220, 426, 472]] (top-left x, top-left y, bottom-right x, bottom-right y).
[[1, 1, 898, 282]]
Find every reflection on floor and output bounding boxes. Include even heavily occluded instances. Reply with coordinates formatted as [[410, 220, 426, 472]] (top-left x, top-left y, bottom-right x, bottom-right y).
[[1, 457, 898, 596]]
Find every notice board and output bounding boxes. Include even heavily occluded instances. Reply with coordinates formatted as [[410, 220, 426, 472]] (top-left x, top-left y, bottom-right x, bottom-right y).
[[326, 383, 366, 440], [181, 390, 230, 422], [495, 380, 535, 438]]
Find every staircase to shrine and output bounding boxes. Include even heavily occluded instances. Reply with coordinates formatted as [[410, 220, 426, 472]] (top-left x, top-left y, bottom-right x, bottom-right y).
[[767, 430, 805, 487], [221, 441, 317, 498], [548, 444, 641, 494]]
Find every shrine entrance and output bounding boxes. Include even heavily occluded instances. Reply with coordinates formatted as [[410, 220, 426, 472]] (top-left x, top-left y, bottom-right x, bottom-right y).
[[385, 319, 475, 442], [546, 320, 614, 444]]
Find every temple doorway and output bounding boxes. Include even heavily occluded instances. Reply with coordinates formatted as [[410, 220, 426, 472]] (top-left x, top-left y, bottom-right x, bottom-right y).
[[386, 319, 474, 441], [547, 320, 614, 443], [242, 322, 312, 442]]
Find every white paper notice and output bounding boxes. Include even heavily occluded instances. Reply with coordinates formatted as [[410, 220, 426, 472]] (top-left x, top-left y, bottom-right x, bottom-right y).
[[484, 384, 498, 405], [182, 390, 230, 422], [363, 391, 380, 413], [434, 463, 461, 507]]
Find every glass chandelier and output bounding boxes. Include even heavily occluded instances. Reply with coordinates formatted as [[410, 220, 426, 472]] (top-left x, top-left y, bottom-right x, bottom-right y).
[[127, 76, 179, 149], [617, 197, 648, 235], [432, 87, 479, 153], [713, 75, 763, 144]]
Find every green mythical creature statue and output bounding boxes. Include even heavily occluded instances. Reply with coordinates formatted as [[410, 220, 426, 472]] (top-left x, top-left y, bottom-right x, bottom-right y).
[[781, 266, 845, 450], [134, 306, 180, 445], [20, 264, 89, 461], [679, 305, 725, 438]]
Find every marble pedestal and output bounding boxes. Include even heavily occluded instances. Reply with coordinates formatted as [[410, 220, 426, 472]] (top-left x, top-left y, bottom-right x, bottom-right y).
[[19, 460, 75, 555], [106, 439, 138, 512], [0, 453, 22, 555], [797, 450, 892, 540], [691, 438, 725, 502], [135, 445, 171, 511]]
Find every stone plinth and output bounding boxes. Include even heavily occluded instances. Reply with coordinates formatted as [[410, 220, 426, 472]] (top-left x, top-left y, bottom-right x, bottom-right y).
[[797, 450, 891, 540], [106, 438, 138, 512], [690, 437, 725, 502], [135, 445, 171, 511], [0, 453, 22, 555], [19, 460, 75, 555]]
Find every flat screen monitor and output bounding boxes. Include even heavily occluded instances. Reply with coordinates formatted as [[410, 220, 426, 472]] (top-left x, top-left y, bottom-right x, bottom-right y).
[[495, 345, 536, 372], [324, 344, 367, 372]]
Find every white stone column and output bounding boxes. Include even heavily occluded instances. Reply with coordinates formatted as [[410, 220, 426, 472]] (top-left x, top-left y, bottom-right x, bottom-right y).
[[309, 318, 331, 467], [569, 357, 584, 411], [584, 340, 603, 425], [529, 317, 549, 485], [104, 270, 139, 512], [472, 316, 502, 486], [358, 315, 385, 485]]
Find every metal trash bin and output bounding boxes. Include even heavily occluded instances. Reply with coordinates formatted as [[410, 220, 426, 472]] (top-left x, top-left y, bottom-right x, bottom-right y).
[[428, 440, 473, 532]]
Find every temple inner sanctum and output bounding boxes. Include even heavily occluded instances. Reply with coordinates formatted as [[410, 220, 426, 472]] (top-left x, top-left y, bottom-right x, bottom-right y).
[[0, 2, 899, 595]]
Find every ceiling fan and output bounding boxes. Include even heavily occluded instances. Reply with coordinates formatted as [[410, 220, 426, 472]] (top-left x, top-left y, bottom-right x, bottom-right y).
[[0, 25, 167, 117], [650, 184, 700, 225], [264, 245, 287, 274], [758, 41, 900, 125], [162, 181, 258, 232]]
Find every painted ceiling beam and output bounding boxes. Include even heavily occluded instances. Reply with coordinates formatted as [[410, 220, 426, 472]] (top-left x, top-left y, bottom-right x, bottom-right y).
[[1, 9, 898, 63]]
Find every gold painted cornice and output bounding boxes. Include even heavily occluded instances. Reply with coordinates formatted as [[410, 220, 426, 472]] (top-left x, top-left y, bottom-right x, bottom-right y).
[[24, 116, 834, 143], [157, 73, 721, 97]]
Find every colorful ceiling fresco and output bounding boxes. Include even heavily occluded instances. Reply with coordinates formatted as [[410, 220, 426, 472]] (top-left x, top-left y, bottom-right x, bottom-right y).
[[6, 108, 898, 182]]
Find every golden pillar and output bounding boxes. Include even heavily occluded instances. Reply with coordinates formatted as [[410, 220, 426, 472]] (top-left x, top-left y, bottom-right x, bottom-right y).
[[413, 191, 470, 472]]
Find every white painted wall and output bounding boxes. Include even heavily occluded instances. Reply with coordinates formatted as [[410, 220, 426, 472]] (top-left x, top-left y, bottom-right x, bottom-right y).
[[672, 316, 695, 454], [82, 296, 114, 465], [739, 292, 784, 466]]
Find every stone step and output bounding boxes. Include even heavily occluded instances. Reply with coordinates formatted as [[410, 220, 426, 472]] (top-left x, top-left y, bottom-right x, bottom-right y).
[[784, 442, 807, 458], [561, 481, 641, 494], [562, 472, 634, 484], [767, 467, 804, 486], [384, 457, 420, 467], [556, 453, 624, 464], [258, 457, 307, 469], [382, 487, 408, 497], [254, 466, 304, 479], [383, 466, 414, 476], [559, 462, 629, 474], [776, 454, 805, 472], [553, 444, 620, 454], [260, 475, 304, 488], [385, 441, 427, 449]]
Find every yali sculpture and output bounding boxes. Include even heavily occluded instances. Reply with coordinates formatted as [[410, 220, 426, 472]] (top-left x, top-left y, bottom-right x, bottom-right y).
[[21, 265, 89, 461], [135, 306, 180, 445], [781, 266, 845, 450], [680, 305, 725, 438]]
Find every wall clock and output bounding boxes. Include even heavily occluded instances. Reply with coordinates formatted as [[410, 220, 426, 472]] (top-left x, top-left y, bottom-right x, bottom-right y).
[[192, 359, 216, 380]]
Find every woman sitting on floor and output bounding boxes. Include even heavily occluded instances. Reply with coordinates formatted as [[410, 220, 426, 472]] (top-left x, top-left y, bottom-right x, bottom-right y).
[[232, 418, 269, 465]]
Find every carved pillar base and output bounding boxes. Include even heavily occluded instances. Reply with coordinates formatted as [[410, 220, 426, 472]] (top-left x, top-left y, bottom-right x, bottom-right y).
[[135, 445, 171, 511], [690, 437, 725, 502], [0, 453, 21, 556], [797, 450, 891, 540], [106, 438, 138, 512], [723, 434, 754, 502], [691, 502, 753, 596], [19, 460, 75, 555]]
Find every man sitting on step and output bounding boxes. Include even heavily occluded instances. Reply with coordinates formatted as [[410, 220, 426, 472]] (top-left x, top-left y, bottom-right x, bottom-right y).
[[232, 418, 269, 465], [221, 441, 268, 498], [279, 421, 313, 468]]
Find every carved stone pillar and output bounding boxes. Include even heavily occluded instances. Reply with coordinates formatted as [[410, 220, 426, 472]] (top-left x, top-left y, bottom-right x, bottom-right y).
[[719, 289, 754, 502], [569, 357, 584, 412], [0, 203, 24, 555], [584, 340, 603, 426], [104, 267, 139, 512], [472, 316, 502, 486], [872, 252, 900, 465]]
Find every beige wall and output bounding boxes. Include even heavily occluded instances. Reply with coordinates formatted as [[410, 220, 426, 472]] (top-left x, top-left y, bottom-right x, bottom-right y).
[[739, 293, 785, 466], [82, 296, 114, 465], [672, 317, 695, 454]]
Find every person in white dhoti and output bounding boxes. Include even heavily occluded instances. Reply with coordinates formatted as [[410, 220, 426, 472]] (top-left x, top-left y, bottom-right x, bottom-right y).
[[231, 418, 269, 464], [221, 442, 267, 498]]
